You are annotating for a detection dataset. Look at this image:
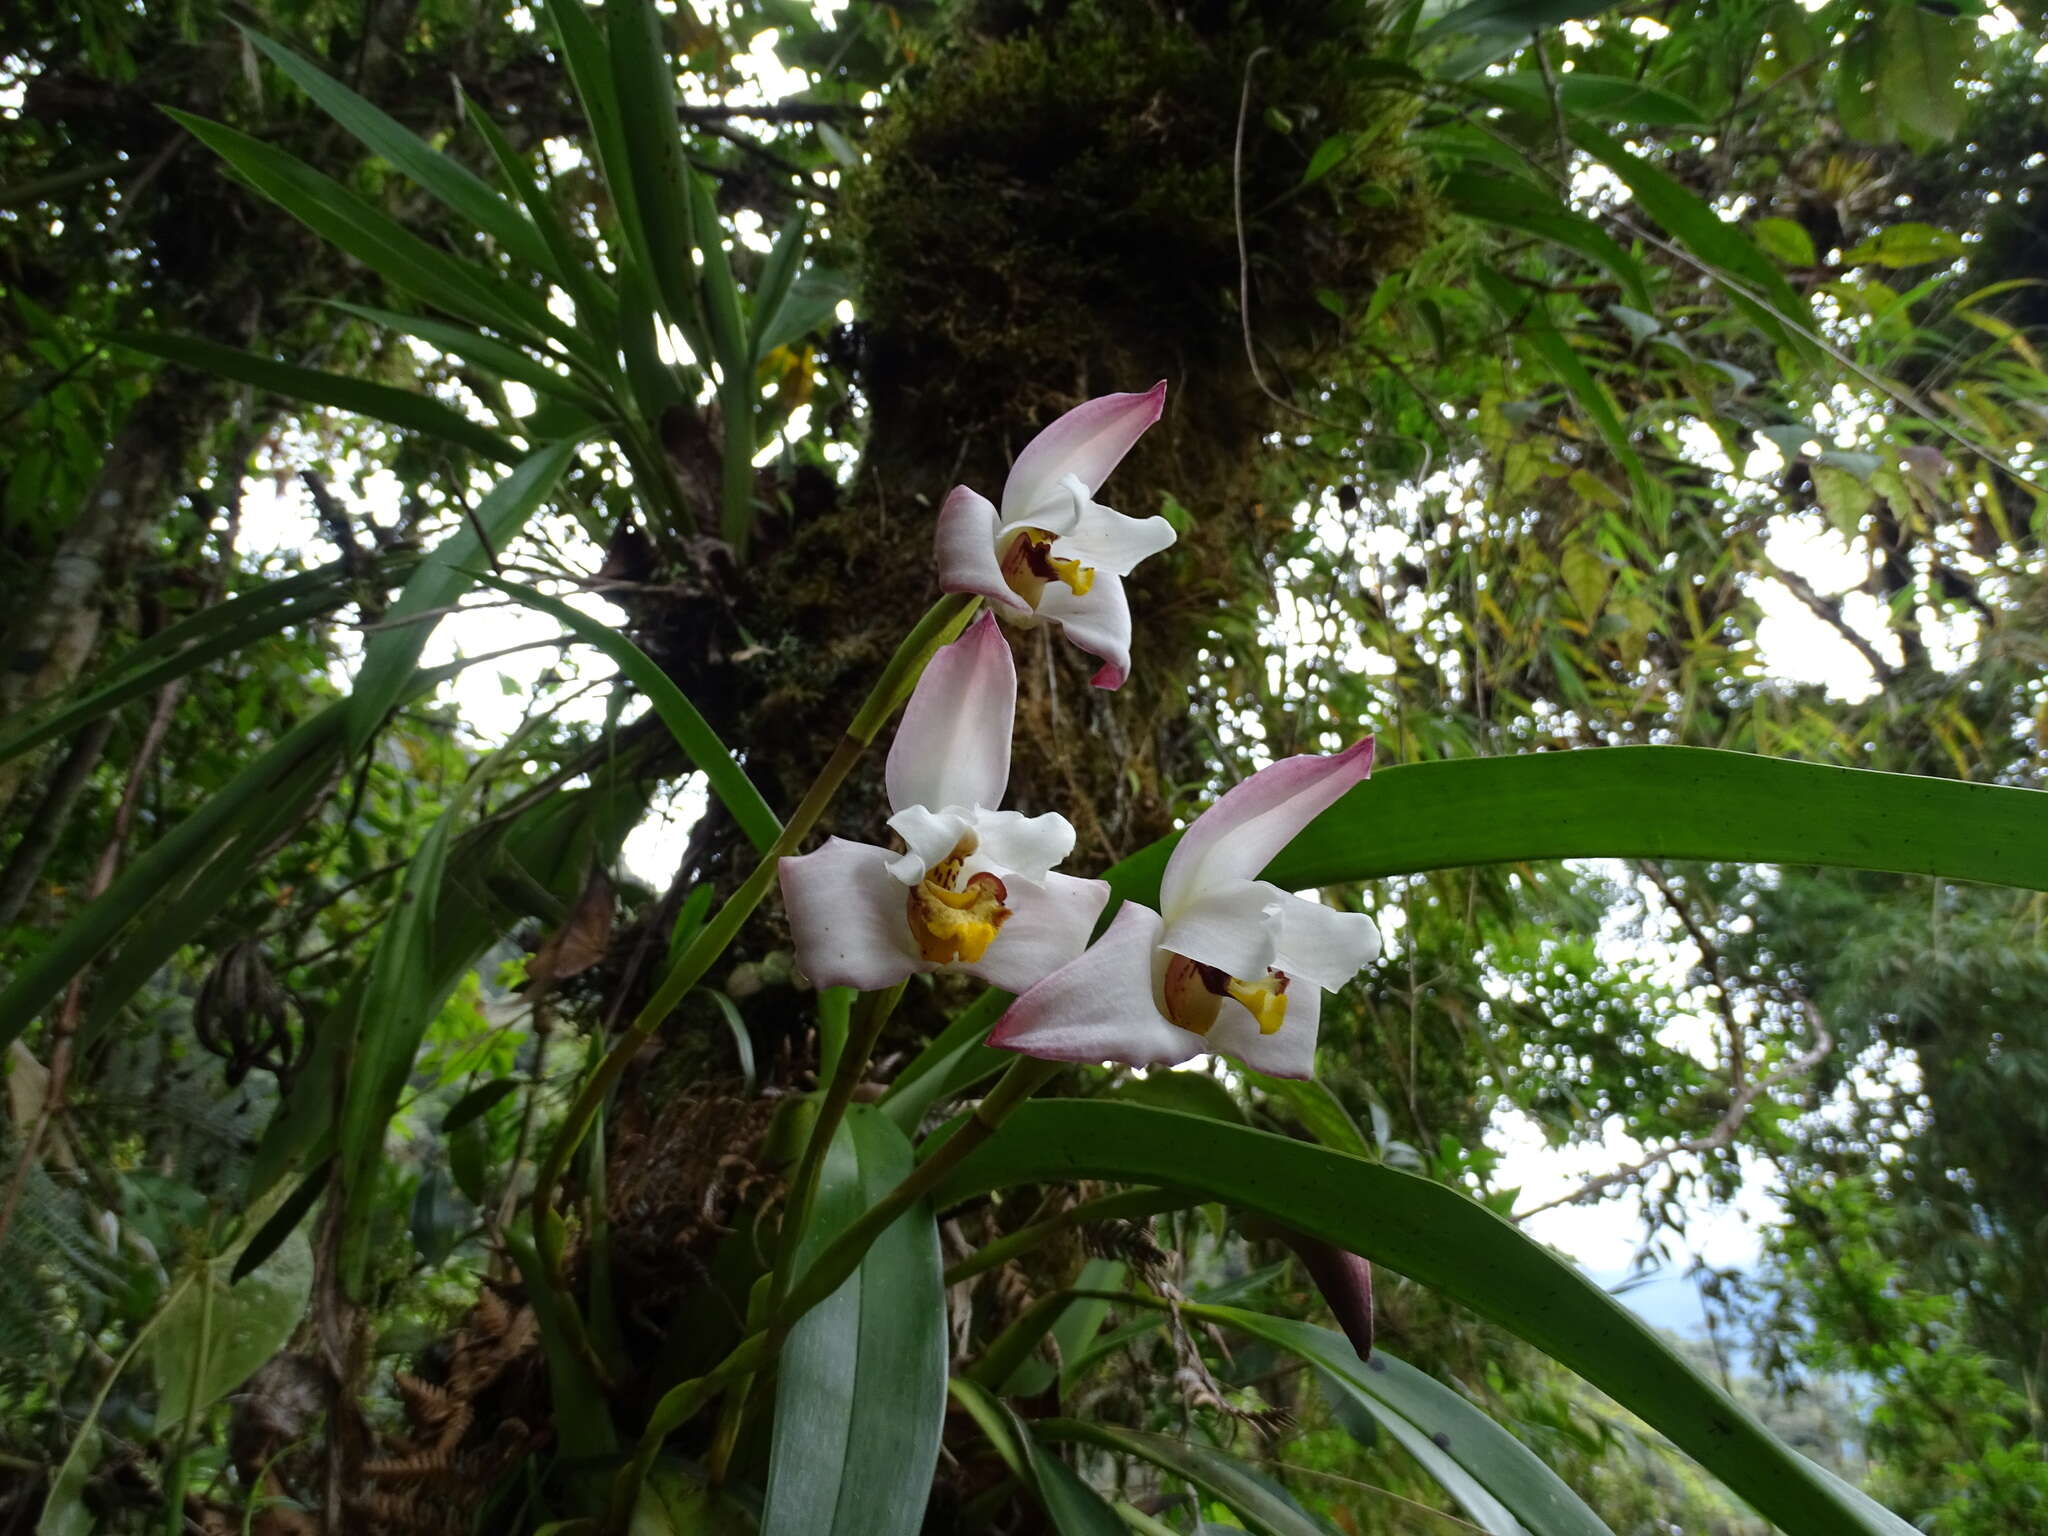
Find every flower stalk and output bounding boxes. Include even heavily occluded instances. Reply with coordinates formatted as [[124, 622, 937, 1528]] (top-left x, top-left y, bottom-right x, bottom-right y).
[[531, 592, 978, 1289]]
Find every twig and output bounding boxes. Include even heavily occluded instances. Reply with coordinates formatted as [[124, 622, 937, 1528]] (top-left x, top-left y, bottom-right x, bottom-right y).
[[1638, 860, 1746, 1090], [1760, 558, 1899, 686], [1516, 999, 1833, 1220]]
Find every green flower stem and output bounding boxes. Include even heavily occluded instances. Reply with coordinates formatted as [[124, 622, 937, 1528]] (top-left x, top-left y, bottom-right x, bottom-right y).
[[705, 973, 903, 1491], [530, 592, 977, 1289], [770, 980, 907, 1308], [603, 1051, 1059, 1529], [942, 1186, 1188, 1286], [768, 1054, 1062, 1337]]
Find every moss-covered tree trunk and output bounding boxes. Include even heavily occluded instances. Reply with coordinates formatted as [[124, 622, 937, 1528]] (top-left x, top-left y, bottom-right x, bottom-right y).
[[619, 0, 1429, 1069]]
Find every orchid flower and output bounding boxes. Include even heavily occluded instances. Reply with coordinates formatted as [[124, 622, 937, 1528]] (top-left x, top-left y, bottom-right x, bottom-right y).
[[779, 612, 1110, 995], [935, 382, 1175, 690], [988, 740, 1380, 1079]]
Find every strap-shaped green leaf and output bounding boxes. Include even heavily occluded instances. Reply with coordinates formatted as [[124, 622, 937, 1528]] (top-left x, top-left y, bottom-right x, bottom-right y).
[[466, 572, 780, 853], [237, 27, 558, 276], [761, 1106, 946, 1536], [346, 437, 583, 751], [1037, 1419, 1337, 1536], [112, 331, 522, 464], [605, 0, 701, 334], [1569, 124, 1814, 359], [0, 565, 360, 767], [1443, 171, 1653, 312], [949, 1379, 1126, 1536], [167, 110, 580, 356], [324, 303, 612, 417], [1474, 268, 1664, 525], [1207, 1312, 1611, 1536], [936, 1101, 1912, 1535], [1103, 746, 2048, 907], [461, 95, 619, 333], [0, 705, 346, 1054]]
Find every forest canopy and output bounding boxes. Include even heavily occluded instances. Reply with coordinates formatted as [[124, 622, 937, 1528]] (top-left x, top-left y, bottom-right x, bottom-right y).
[[2, 0, 2047, 1532]]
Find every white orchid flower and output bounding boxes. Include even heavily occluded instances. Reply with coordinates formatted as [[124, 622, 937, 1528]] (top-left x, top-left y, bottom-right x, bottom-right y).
[[934, 382, 1175, 690], [779, 612, 1110, 994], [988, 740, 1381, 1079]]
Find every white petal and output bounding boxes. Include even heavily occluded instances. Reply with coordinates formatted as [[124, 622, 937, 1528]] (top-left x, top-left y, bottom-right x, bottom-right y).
[[1264, 885, 1381, 991], [884, 804, 975, 885], [1035, 574, 1134, 690], [1160, 740, 1376, 916], [988, 902, 1206, 1069], [779, 838, 924, 991], [959, 873, 1111, 995], [964, 807, 1077, 886], [1054, 493, 1176, 578], [886, 610, 1015, 816], [1156, 882, 1279, 982], [935, 485, 1031, 615], [1001, 382, 1167, 527], [1206, 983, 1322, 1080]]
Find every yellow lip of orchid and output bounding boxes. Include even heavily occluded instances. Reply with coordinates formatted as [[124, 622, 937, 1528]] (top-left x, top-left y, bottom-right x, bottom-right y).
[[906, 846, 1012, 965], [998, 526, 1097, 607], [1161, 954, 1289, 1037]]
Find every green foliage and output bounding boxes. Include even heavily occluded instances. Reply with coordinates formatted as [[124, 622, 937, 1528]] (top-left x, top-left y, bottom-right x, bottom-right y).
[[6, 0, 2048, 1531]]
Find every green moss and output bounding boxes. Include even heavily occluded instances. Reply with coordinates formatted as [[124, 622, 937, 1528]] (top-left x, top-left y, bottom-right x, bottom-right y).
[[846, 0, 1438, 502]]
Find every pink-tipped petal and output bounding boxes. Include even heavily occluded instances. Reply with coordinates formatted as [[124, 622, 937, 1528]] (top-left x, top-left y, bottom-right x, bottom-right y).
[[936, 485, 1031, 615], [1205, 983, 1322, 1080], [988, 902, 1205, 1068], [961, 873, 1112, 995], [779, 838, 924, 991], [1036, 575, 1134, 692], [1001, 382, 1168, 525], [1160, 740, 1375, 916], [886, 610, 1016, 816]]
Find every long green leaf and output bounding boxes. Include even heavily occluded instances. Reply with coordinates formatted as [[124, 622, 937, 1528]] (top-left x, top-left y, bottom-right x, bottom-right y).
[[245, 764, 650, 1207], [324, 302, 611, 416], [467, 572, 780, 853], [112, 331, 521, 464], [761, 1106, 946, 1536], [0, 569, 358, 767], [542, 0, 644, 278], [0, 706, 346, 1054], [1038, 1419, 1336, 1536], [1470, 72, 1707, 126], [935, 1102, 1910, 1535], [335, 761, 475, 1294], [949, 1379, 1125, 1536], [1473, 268, 1664, 524], [167, 110, 577, 353], [461, 95, 619, 334], [1569, 124, 1813, 358], [238, 27, 558, 275], [1443, 171, 1653, 311], [1102, 747, 2048, 908], [1208, 1312, 1611, 1536], [605, 0, 700, 333], [346, 437, 583, 751]]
